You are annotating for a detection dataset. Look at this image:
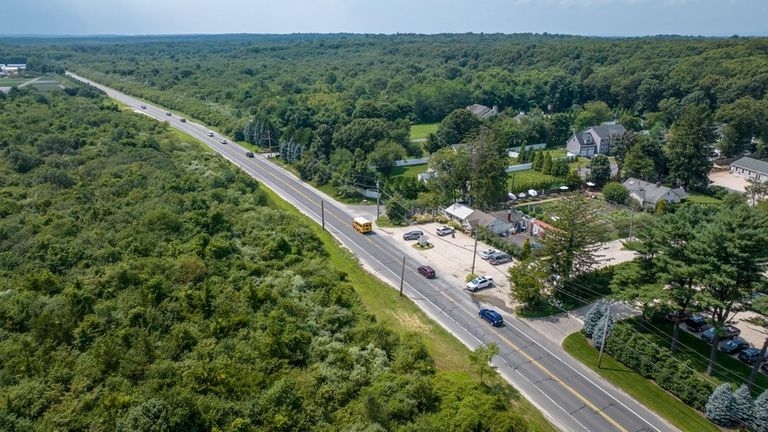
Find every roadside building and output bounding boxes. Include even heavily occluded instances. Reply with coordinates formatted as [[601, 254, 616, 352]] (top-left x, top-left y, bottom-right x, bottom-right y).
[[622, 177, 688, 207], [730, 157, 768, 182], [443, 203, 475, 224], [465, 210, 510, 235]]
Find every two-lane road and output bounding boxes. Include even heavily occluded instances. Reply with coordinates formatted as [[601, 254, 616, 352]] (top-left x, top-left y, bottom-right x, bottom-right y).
[[67, 71, 677, 432]]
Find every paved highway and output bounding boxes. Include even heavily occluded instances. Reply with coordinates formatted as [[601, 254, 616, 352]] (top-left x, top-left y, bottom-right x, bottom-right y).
[[67, 71, 677, 432]]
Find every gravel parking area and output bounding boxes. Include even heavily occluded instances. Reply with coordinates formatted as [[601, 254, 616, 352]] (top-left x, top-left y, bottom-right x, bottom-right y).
[[376, 222, 517, 311], [709, 170, 748, 192]]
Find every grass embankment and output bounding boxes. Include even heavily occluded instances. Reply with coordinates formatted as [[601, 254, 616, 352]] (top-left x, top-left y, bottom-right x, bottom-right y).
[[687, 193, 723, 205], [410, 122, 439, 140], [263, 185, 556, 432], [0, 78, 32, 87], [563, 332, 719, 432]]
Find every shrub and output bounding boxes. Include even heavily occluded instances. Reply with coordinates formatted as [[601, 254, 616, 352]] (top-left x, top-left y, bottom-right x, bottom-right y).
[[753, 390, 768, 432], [602, 182, 629, 205], [582, 302, 607, 337], [412, 213, 435, 224], [591, 310, 615, 348], [705, 384, 737, 427], [605, 322, 715, 410], [733, 384, 754, 427]]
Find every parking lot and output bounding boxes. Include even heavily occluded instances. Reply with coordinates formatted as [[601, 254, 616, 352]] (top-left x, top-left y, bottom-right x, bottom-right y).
[[376, 222, 518, 311]]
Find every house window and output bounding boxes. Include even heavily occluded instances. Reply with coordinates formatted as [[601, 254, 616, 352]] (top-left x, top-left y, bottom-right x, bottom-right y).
[[583, 134, 592, 144]]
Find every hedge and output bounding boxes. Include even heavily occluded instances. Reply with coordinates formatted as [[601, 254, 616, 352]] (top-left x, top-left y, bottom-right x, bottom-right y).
[[605, 323, 716, 411]]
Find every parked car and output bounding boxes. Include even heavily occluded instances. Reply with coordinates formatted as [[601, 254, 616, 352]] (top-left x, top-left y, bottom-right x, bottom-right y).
[[702, 325, 741, 344], [245, 152, 255, 158], [140, 105, 147, 109], [180, 118, 187, 123], [417, 265, 436, 279], [403, 230, 424, 241], [665, 310, 690, 323], [479, 249, 498, 260], [488, 252, 512, 265], [738, 348, 768, 365], [762, 362, 768, 374], [479, 309, 504, 327], [719, 338, 749, 354], [467, 276, 494, 292], [436, 226, 455, 236], [220, 139, 227, 144], [685, 316, 710, 332]]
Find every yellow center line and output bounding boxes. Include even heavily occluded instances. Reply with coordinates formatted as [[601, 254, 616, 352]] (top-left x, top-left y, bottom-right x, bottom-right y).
[[250, 162, 629, 432]]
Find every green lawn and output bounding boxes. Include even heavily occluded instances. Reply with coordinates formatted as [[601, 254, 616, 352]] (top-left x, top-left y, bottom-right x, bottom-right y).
[[508, 169, 562, 189], [563, 333, 720, 432], [410, 123, 439, 140], [390, 163, 428, 178], [687, 193, 722, 205], [622, 317, 768, 393], [262, 186, 556, 432], [0, 78, 31, 87]]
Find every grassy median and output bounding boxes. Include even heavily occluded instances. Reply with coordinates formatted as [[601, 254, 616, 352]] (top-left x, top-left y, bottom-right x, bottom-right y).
[[562, 332, 719, 432]]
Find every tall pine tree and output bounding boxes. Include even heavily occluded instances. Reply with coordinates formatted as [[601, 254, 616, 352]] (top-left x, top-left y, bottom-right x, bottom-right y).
[[705, 384, 737, 427], [666, 105, 715, 190]]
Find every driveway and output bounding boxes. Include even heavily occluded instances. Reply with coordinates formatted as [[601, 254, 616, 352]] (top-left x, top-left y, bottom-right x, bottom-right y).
[[376, 222, 517, 312]]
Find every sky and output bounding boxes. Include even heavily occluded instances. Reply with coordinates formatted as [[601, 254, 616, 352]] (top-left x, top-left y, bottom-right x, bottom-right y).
[[2, 0, 767, 37]]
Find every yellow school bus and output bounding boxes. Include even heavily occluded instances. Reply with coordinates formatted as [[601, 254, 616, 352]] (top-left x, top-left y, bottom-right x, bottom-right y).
[[352, 217, 372, 234]]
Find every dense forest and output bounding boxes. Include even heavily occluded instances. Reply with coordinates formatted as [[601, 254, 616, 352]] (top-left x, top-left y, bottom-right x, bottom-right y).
[[5, 34, 766, 144], [0, 88, 532, 431]]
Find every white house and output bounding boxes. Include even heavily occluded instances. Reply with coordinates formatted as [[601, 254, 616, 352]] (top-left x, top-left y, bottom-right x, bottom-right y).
[[443, 203, 474, 223], [566, 123, 626, 158]]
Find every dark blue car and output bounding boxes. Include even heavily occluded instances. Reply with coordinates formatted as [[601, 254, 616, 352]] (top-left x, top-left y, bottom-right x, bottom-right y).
[[479, 309, 504, 327]]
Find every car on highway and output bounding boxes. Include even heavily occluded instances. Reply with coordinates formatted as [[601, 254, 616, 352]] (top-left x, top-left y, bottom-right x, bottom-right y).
[[738, 348, 768, 365], [467, 276, 494, 292], [488, 252, 512, 265], [220, 139, 227, 144], [684, 315, 710, 332], [702, 325, 741, 344], [417, 265, 436, 279], [180, 118, 187, 123], [165, 112, 172, 116], [403, 230, 424, 241], [207, 131, 215, 137], [479, 249, 498, 260], [140, 105, 147, 109], [479, 309, 504, 327], [245, 152, 255, 158], [436, 226, 455, 236], [719, 337, 749, 354]]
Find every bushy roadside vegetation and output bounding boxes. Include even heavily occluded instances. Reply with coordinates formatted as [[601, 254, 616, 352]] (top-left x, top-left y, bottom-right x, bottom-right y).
[[0, 89, 535, 431]]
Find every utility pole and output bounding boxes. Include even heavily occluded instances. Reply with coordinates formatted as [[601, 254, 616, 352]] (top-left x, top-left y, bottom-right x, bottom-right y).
[[399, 256, 406, 297], [321, 199, 325, 231], [471, 229, 479, 275], [376, 179, 381, 219], [598, 303, 612, 369], [629, 208, 635, 241]]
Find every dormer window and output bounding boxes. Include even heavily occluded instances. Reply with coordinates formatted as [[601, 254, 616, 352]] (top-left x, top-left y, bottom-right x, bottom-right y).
[[583, 133, 592, 144]]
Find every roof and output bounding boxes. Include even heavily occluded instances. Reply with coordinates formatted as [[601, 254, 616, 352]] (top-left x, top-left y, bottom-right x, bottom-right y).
[[444, 203, 475, 220], [466, 104, 498, 119], [591, 124, 626, 139], [465, 210, 504, 229], [622, 177, 688, 205], [732, 157, 768, 176], [491, 210, 527, 223]]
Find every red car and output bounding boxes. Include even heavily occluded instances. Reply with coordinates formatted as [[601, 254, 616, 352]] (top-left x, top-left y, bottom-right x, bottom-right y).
[[417, 265, 436, 279]]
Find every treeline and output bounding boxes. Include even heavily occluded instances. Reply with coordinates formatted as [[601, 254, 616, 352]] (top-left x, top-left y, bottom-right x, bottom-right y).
[[0, 89, 533, 431], [5, 33, 767, 150]]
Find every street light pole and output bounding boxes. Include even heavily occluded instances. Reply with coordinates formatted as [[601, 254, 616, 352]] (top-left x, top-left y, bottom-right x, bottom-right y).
[[376, 180, 381, 219]]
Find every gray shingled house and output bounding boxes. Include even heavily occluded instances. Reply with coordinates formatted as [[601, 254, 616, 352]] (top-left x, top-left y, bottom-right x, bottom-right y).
[[622, 177, 688, 207], [566, 124, 626, 158], [730, 157, 768, 182]]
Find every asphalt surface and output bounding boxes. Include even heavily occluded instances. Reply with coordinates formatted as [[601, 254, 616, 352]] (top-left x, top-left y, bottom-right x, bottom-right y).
[[67, 71, 678, 432]]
